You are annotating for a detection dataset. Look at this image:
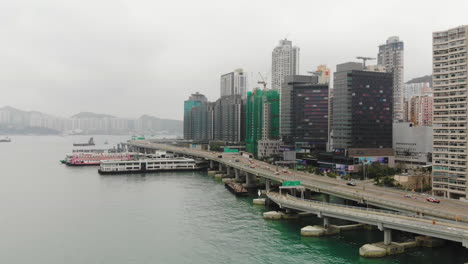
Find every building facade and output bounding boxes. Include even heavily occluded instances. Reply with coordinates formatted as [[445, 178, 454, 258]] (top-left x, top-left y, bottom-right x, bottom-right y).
[[432, 25, 468, 199], [407, 94, 433, 126], [213, 95, 245, 143], [378, 36, 404, 122], [245, 89, 280, 156], [393, 122, 433, 169], [280, 75, 329, 152], [332, 62, 393, 151], [271, 39, 300, 92], [220, 69, 247, 98], [183, 92, 207, 139]]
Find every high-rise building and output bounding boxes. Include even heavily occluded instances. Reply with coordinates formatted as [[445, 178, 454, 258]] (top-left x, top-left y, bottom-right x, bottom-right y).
[[378, 36, 404, 122], [271, 39, 300, 93], [332, 62, 393, 150], [213, 95, 245, 143], [184, 92, 207, 139], [220, 69, 248, 98], [190, 102, 215, 141], [432, 25, 468, 199], [280, 75, 329, 152], [245, 89, 280, 156], [407, 91, 433, 126]]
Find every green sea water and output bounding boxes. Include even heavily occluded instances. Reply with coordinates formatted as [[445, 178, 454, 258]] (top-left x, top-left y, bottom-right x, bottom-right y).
[[0, 136, 466, 263]]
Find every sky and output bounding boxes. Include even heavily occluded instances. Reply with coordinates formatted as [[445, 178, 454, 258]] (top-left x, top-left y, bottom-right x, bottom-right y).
[[1, 0, 467, 120]]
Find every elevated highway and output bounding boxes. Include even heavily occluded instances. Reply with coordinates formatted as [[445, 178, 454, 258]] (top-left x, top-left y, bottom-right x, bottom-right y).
[[267, 192, 468, 247], [126, 141, 468, 223]]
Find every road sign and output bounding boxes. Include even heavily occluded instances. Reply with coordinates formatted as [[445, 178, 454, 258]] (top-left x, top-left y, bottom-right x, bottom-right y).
[[283, 181, 301, 187]]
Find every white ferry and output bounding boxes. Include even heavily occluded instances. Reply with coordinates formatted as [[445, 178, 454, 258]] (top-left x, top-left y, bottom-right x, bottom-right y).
[[98, 157, 204, 174]]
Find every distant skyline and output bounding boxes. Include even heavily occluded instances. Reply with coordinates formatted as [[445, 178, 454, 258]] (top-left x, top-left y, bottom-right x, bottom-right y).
[[1, 0, 467, 119]]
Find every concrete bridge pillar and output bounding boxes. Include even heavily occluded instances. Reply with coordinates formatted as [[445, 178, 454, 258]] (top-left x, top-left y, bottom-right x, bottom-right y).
[[209, 160, 214, 169], [323, 194, 330, 203], [234, 169, 240, 180], [323, 217, 330, 229], [265, 179, 271, 192], [245, 173, 256, 188], [384, 228, 392, 245], [227, 166, 231, 176], [218, 163, 223, 172]]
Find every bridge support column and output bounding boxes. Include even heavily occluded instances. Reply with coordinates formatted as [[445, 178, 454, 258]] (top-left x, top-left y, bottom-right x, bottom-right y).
[[209, 160, 214, 169], [384, 228, 392, 245], [265, 179, 271, 193], [245, 173, 256, 188], [323, 217, 330, 229], [234, 169, 240, 180], [218, 163, 223, 172], [227, 166, 231, 175]]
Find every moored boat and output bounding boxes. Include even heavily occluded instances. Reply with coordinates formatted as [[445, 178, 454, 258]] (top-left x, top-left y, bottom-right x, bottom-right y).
[[98, 157, 204, 174], [64, 152, 137, 166]]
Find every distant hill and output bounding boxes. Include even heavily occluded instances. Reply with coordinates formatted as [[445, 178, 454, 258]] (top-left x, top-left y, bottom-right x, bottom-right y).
[[0, 106, 182, 135], [406, 75, 432, 86], [71, 112, 116, 119]]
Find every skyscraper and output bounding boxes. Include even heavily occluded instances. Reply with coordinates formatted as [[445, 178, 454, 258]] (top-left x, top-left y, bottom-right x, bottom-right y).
[[271, 39, 300, 93], [183, 92, 207, 139], [378, 36, 404, 122], [220, 68, 247, 98], [280, 75, 329, 152], [432, 25, 468, 199], [332, 62, 393, 150], [213, 95, 245, 143]]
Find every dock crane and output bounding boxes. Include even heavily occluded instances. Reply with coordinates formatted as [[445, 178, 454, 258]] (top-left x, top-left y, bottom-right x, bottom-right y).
[[356, 56, 376, 68], [258, 72, 268, 89]]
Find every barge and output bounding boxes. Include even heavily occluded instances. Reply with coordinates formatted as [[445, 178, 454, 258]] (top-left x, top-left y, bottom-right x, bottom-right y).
[[98, 157, 205, 174], [225, 182, 249, 197], [73, 137, 95, 147]]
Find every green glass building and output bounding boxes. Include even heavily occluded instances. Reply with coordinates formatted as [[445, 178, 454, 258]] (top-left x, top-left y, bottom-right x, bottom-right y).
[[245, 89, 280, 157]]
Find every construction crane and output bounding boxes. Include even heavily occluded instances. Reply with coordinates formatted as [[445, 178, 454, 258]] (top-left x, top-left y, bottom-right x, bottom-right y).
[[258, 72, 267, 89], [356, 56, 376, 68]]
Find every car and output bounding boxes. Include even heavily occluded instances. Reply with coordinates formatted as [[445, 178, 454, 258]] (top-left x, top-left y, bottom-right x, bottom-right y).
[[274, 172, 280, 175], [426, 197, 441, 203], [346, 181, 356, 186], [217, 155, 223, 158], [404, 194, 417, 199], [235, 159, 240, 162]]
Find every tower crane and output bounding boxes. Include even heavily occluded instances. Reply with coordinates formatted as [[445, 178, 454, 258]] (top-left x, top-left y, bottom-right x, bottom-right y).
[[356, 56, 376, 68], [258, 72, 268, 89]]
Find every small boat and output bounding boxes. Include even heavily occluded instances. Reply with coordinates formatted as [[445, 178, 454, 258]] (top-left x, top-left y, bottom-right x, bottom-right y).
[[73, 137, 95, 146], [0, 137, 11, 143]]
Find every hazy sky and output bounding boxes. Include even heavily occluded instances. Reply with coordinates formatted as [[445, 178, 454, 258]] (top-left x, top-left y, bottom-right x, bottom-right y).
[[1, 0, 467, 120]]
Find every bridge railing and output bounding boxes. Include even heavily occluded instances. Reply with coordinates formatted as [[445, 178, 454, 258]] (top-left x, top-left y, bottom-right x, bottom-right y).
[[128, 142, 468, 222], [276, 194, 468, 239]]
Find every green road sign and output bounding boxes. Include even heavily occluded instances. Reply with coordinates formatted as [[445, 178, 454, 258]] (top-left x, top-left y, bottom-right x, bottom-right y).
[[282, 181, 301, 186]]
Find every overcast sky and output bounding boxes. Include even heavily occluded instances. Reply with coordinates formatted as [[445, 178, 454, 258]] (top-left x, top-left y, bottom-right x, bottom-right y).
[[1, 0, 467, 120]]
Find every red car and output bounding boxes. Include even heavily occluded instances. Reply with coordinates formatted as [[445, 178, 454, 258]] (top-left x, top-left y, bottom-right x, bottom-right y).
[[426, 197, 441, 203]]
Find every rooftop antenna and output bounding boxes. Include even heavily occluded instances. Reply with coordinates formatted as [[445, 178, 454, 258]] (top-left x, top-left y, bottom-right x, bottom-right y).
[[356, 56, 376, 68]]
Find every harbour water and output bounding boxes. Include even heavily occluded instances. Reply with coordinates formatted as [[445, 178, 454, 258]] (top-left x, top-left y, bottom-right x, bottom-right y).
[[0, 136, 466, 263]]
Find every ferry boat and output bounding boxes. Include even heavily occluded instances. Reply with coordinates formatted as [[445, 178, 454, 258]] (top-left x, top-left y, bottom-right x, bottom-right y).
[[0, 137, 11, 143], [64, 152, 136, 166], [98, 157, 204, 174], [73, 137, 95, 147]]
